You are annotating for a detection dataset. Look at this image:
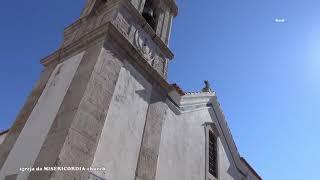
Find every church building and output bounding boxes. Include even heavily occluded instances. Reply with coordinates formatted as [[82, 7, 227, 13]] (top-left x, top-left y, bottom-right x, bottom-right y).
[[0, 0, 261, 179]]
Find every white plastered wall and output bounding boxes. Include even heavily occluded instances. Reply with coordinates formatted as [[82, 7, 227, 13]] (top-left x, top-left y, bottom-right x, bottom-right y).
[[90, 61, 152, 180], [156, 107, 242, 180]]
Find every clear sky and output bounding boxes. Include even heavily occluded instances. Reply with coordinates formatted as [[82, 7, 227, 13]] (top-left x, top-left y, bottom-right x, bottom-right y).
[[0, 0, 319, 179]]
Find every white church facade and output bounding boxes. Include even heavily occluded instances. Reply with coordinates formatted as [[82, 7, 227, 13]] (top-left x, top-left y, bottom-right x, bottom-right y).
[[0, 0, 261, 179]]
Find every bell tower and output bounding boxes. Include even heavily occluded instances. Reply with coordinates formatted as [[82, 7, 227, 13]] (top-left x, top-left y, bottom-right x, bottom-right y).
[[141, 0, 176, 44], [0, 0, 178, 180], [75, 0, 178, 78]]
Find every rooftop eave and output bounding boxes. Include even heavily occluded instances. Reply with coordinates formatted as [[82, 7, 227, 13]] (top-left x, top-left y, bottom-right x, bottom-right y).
[[240, 157, 263, 180], [0, 129, 9, 136]]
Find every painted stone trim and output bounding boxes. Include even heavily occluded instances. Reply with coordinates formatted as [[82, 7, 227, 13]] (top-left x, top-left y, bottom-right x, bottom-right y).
[[0, 53, 83, 180], [29, 40, 125, 180], [27, 41, 106, 180], [0, 63, 58, 170], [135, 88, 168, 180]]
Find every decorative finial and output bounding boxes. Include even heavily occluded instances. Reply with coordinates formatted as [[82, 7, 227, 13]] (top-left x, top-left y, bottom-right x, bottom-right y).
[[202, 80, 212, 92]]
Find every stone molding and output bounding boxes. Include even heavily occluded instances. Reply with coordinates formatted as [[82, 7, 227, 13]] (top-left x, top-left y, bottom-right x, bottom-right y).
[[167, 91, 217, 114], [134, 88, 168, 180], [0, 63, 58, 171], [42, 20, 175, 94], [0, 130, 9, 137], [41, 0, 173, 79]]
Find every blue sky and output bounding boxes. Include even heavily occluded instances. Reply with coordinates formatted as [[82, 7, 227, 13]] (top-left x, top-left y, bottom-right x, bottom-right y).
[[0, 0, 319, 179]]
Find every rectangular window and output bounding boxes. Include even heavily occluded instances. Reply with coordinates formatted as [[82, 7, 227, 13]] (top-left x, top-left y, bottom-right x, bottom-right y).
[[208, 130, 218, 178]]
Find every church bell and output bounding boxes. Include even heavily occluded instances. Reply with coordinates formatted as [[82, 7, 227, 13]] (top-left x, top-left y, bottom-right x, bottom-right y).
[[142, 6, 156, 29]]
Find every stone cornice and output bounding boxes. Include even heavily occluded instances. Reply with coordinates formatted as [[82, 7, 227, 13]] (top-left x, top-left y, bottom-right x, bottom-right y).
[[107, 22, 175, 94], [210, 99, 249, 177], [41, 19, 177, 101], [42, 26, 175, 100], [240, 157, 263, 180], [0, 129, 9, 136], [168, 91, 216, 109], [41, 23, 110, 67], [41, 0, 174, 68], [61, 0, 174, 60]]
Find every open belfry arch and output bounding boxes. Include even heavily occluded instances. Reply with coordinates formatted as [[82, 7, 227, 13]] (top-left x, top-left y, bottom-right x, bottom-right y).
[[0, 0, 261, 180]]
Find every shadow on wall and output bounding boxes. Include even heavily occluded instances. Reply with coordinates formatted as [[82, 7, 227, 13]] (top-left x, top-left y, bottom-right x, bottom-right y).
[[135, 89, 151, 103]]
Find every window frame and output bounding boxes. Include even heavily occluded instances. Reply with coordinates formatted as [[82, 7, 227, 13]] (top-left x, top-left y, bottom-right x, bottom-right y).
[[205, 123, 219, 180]]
